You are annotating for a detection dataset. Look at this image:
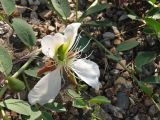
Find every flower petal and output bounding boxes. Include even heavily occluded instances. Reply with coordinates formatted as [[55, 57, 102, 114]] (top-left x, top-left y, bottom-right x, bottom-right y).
[[41, 33, 65, 58], [64, 23, 81, 51], [28, 68, 61, 105], [70, 59, 100, 90]]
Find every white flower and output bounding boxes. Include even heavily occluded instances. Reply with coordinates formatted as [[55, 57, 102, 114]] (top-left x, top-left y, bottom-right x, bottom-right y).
[[28, 23, 100, 105]]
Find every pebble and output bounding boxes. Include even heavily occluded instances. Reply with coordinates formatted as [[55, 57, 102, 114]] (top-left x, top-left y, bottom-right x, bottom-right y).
[[104, 40, 112, 48], [116, 60, 126, 70], [28, 0, 40, 6], [148, 105, 158, 116], [97, 108, 112, 120], [30, 11, 38, 19], [0, 28, 5, 35], [48, 26, 55, 31], [102, 104, 124, 119], [115, 77, 133, 91], [21, 0, 27, 6], [39, 10, 52, 19], [103, 32, 115, 40], [110, 69, 120, 75], [116, 91, 129, 110], [144, 98, 153, 107], [113, 38, 121, 45]]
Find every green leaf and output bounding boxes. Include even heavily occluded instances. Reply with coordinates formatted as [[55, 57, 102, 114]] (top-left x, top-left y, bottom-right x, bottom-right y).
[[51, 0, 70, 19], [24, 67, 40, 78], [80, 0, 107, 20], [72, 99, 88, 108], [12, 18, 36, 47], [42, 112, 54, 120], [44, 102, 66, 112], [143, 76, 160, 84], [0, 99, 31, 116], [138, 81, 153, 97], [147, 0, 156, 4], [1, 0, 16, 15], [143, 27, 155, 34], [7, 77, 25, 92], [146, 7, 160, 20], [145, 18, 160, 37], [67, 89, 81, 98], [84, 20, 113, 27], [27, 107, 41, 120], [116, 38, 139, 51], [135, 52, 156, 72], [0, 46, 12, 75], [89, 96, 111, 105]]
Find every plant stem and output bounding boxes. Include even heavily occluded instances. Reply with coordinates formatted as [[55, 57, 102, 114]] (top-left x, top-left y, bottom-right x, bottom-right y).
[[22, 74, 30, 91]]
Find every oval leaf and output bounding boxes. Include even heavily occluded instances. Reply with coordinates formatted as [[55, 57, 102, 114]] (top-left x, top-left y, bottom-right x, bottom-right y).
[[143, 76, 160, 84], [0, 99, 31, 116], [24, 67, 40, 78], [12, 18, 36, 47], [72, 99, 88, 108], [138, 81, 153, 97], [117, 38, 139, 51], [1, 0, 15, 15], [145, 18, 160, 34], [89, 96, 110, 105], [51, 0, 70, 19], [135, 52, 156, 72], [0, 46, 12, 75], [80, 0, 107, 21], [7, 77, 25, 92], [42, 112, 53, 120], [84, 0, 107, 16], [67, 89, 81, 98]]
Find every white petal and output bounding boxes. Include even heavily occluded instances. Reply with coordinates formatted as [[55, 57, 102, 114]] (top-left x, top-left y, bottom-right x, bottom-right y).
[[28, 68, 61, 105], [71, 59, 100, 90], [41, 33, 65, 58], [64, 23, 81, 51]]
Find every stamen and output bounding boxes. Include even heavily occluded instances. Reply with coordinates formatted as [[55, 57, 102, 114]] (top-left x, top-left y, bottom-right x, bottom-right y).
[[69, 31, 82, 51]]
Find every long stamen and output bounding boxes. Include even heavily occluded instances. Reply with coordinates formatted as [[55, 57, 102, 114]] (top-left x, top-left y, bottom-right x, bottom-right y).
[[69, 31, 82, 51]]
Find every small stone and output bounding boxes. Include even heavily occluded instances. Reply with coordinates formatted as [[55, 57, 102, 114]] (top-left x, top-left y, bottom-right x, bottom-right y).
[[110, 69, 120, 75], [28, 0, 40, 6], [48, 26, 55, 31], [144, 98, 153, 107], [148, 105, 158, 116], [69, 107, 79, 116], [97, 108, 112, 120], [102, 104, 124, 119], [0, 28, 5, 35], [116, 91, 129, 110], [116, 60, 126, 70], [104, 40, 112, 48], [21, 0, 27, 6], [115, 77, 132, 91], [39, 10, 52, 19], [103, 32, 115, 40], [114, 38, 121, 45], [30, 11, 38, 19]]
